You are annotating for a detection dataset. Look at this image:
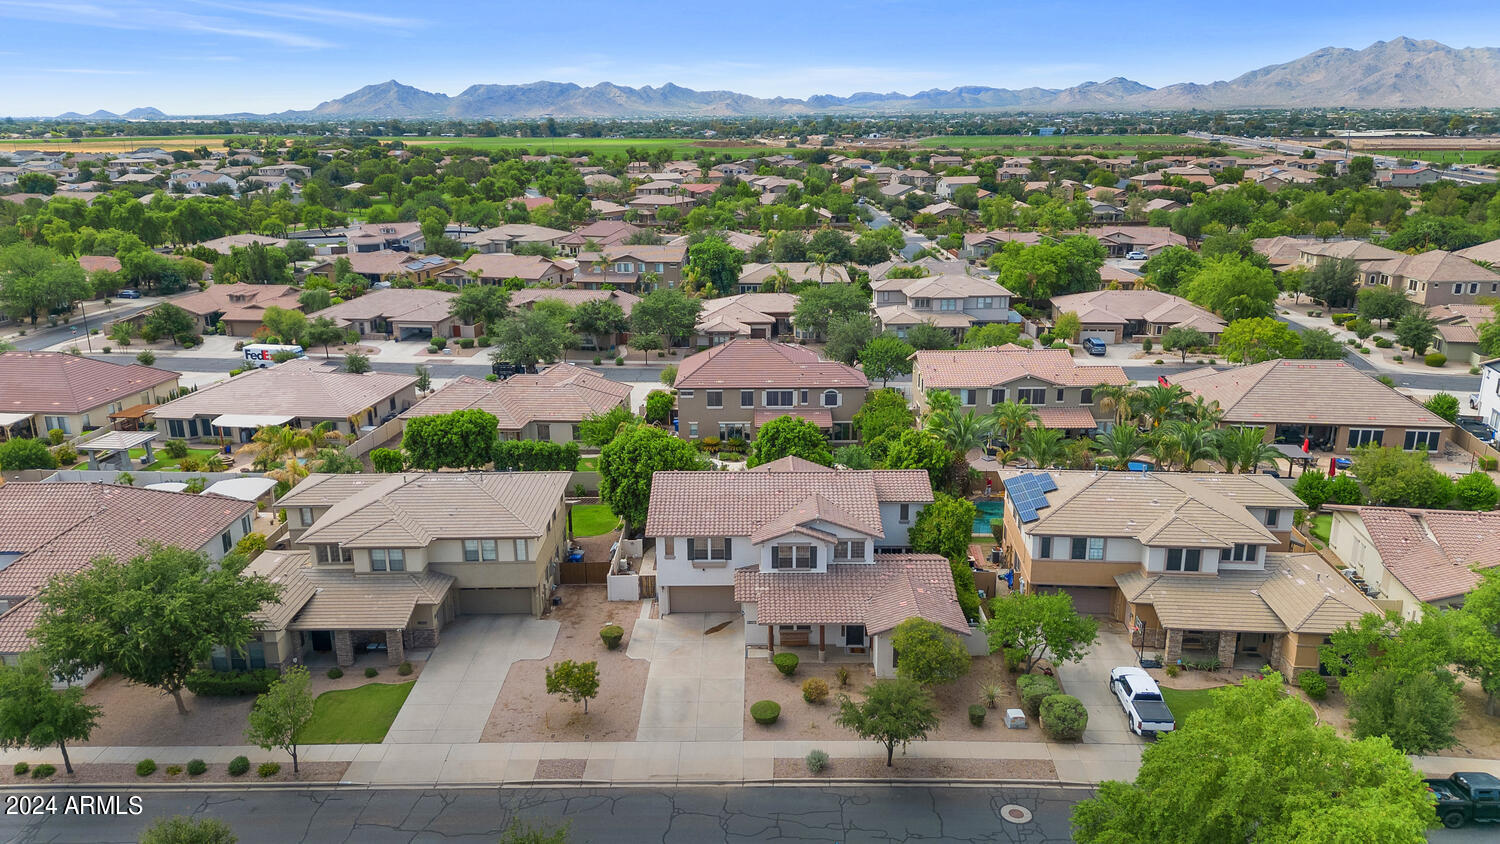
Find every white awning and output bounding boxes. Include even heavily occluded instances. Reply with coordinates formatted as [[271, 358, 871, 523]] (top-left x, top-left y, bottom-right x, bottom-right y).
[[210, 414, 293, 429], [144, 482, 189, 493], [203, 477, 278, 501], [0, 412, 32, 427]]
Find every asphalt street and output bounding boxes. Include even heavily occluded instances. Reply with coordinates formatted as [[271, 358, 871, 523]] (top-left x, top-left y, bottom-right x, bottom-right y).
[[0, 785, 1087, 843], [7, 302, 157, 352]]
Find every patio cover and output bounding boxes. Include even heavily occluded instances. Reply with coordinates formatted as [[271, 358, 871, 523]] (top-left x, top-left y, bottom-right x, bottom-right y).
[[76, 430, 158, 452], [203, 477, 277, 501], [0, 412, 32, 427], [210, 413, 294, 428]]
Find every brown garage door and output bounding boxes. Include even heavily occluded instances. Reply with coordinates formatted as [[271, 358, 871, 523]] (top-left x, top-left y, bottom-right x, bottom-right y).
[[667, 585, 738, 614], [1040, 585, 1115, 616], [459, 587, 534, 615]]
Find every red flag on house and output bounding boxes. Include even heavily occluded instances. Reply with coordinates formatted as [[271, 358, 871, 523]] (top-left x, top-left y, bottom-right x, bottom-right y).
[[1157, 375, 1170, 387], [1302, 437, 1311, 454], [1329, 457, 1338, 477]]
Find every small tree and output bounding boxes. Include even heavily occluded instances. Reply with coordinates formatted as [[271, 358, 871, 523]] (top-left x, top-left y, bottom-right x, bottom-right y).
[[1423, 392, 1459, 423], [746, 415, 833, 468], [0, 654, 100, 775], [1053, 311, 1083, 342], [986, 591, 1099, 674], [889, 618, 970, 687], [1393, 311, 1438, 356], [834, 678, 940, 767], [244, 666, 315, 774], [0, 437, 58, 471], [644, 390, 674, 425], [413, 364, 432, 393], [545, 660, 600, 713], [402, 408, 498, 470], [342, 352, 372, 374], [858, 334, 916, 386], [139, 816, 238, 844], [1161, 326, 1210, 363], [598, 423, 703, 533]]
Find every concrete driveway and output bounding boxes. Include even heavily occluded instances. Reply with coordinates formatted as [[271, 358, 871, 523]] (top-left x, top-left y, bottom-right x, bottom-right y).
[[1050, 627, 1146, 782], [385, 615, 558, 744], [631, 611, 745, 742]]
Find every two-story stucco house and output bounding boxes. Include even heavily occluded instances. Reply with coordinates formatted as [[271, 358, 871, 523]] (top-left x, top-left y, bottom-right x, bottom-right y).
[[673, 339, 868, 444], [646, 458, 960, 676], [910, 346, 1128, 435], [872, 274, 1014, 339]]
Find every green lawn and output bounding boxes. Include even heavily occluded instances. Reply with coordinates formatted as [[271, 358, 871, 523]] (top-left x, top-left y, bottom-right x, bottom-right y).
[[1161, 686, 1218, 723], [570, 503, 620, 537], [1309, 513, 1332, 544], [1379, 148, 1497, 165], [916, 134, 1200, 151], [576, 456, 599, 471], [296, 681, 414, 744], [381, 136, 770, 155], [128, 446, 222, 471]]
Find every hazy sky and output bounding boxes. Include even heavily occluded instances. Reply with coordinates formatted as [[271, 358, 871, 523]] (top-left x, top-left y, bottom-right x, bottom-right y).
[[3, 0, 1499, 116]]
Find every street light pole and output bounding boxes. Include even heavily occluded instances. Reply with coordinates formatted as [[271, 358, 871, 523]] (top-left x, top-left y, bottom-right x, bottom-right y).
[[79, 301, 92, 353]]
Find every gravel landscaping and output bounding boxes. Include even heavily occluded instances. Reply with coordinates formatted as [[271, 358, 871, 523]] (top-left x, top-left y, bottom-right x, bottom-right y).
[[772, 757, 1056, 781], [6, 761, 349, 785]]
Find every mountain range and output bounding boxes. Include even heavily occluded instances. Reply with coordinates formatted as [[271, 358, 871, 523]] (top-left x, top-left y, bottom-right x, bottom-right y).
[[51, 38, 1500, 120]]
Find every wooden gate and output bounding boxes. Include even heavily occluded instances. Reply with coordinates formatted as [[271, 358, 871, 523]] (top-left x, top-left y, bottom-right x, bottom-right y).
[[559, 560, 611, 584]]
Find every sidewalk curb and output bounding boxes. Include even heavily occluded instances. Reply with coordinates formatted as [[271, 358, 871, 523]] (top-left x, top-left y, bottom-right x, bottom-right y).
[[0, 777, 1098, 791]]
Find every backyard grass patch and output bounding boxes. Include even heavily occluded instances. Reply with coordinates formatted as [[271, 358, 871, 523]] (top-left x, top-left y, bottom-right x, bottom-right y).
[[128, 446, 222, 471], [570, 504, 620, 537], [576, 456, 599, 470], [295, 681, 414, 744], [1309, 513, 1331, 544], [1161, 686, 1218, 724]]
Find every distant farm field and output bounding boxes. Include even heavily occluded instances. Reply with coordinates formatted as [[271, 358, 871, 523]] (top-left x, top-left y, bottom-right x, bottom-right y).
[[0, 134, 240, 153], [1378, 148, 1496, 165], [916, 134, 1201, 151], [382, 136, 774, 155]]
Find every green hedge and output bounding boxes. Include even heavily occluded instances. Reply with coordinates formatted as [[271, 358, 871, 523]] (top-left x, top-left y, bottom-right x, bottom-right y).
[[184, 668, 278, 697], [1039, 694, 1088, 740], [1016, 674, 1062, 717], [492, 439, 581, 471], [750, 700, 781, 725]]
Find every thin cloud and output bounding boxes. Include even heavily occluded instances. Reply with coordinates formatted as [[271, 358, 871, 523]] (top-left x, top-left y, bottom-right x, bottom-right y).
[[41, 67, 145, 75], [0, 0, 331, 48], [185, 0, 420, 27]]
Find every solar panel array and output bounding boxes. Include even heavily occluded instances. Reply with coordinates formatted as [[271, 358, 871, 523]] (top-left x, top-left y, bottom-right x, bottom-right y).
[[1002, 472, 1057, 524]]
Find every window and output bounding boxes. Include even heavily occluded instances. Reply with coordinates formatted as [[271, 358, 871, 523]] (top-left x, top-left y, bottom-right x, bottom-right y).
[[315, 544, 351, 564], [464, 539, 481, 562], [1087, 537, 1105, 560], [1469, 283, 1480, 294], [536, 423, 550, 440], [614, 261, 635, 273], [961, 389, 977, 406], [298, 507, 314, 527], [688, 537, 731, 561], [1070, 537, 1087, 560], [679, 390, 694, 399], [822, 390, 839, 407], [765, 390, 794, 407], [1221, 543, 1257, 562], [370, 548, 400, 571], [481, 539, 498, 561], [706, 390, 722, 409], [772, 545, 816, 570], [1056, 388, 1065, 402], [719, 422, 750, 440], [1166, 548, 1202, 572], [1347, 428, 1383, 449], [1403, 430, 1440, 451], [912, 297, 931, 309], [241, 515, 252, 535], [514, 539, 529, 560], [938, 298, 958, 311], [740, 390, 754, 408], [898, 503, 911, 523], [991, 388, 1006, 404], [1017, 388, 1046, 405], [1454, 283, 1464, 295], [221, 532, 232, 553], [974, 297, 996, 310], [800, 390, 809, 405], [833, 539, 866, 560], [43, 416, 71, 435], [663, 537, 675, 557], [1080, 388, 1093, 405], [1039, 536, 1052, 559]]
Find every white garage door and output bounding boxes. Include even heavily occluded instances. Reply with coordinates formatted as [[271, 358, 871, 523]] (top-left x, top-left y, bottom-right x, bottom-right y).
[[1079, 329, 1115, 343], [459, 587, 534, 615], [667, 586, 738, 614]]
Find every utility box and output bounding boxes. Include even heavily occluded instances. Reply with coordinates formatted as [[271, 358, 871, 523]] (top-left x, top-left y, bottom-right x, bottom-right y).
[[1005, 709, 1027, 729]]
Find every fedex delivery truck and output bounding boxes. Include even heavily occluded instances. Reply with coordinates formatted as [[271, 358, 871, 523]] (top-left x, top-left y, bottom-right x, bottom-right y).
[[242, 344, 306, 368]]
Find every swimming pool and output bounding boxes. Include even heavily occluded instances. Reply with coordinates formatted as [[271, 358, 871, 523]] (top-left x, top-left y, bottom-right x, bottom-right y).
[[972, 499, 1006, 535]]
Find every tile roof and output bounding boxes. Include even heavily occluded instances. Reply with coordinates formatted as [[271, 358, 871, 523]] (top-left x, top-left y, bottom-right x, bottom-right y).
[[457, 253, 572, 281], [1170, 360, 1452, 429], [245, 550, 453, 631], [400, 364, 630, 429], [645, 467, 931, 537], [1369, 250, 1500, 284], [753, 408, 832, 428], [151, 358, 416, 421], [508, 287, 640, 310], [1116, 553, 1376, 634], [734, 554, 968, 635], [913, 347, 1128, 390], [875, 273, 1013, 299], [1455, 238, 1500, 265], [1050, 289, 1223, 331], [737, 262, 851, 286], [308, 288, 458, 326], [0, 352, 178, 414], [1338, 506, 1500, 602], [675, 339, 867, 390], [282, 471, 571, 547], [1034, 407, 1103, 429], [873, 305, 973, 329], [168, 282, 301, 319]]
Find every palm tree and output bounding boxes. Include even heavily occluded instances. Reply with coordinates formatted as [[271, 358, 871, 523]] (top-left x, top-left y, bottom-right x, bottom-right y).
[[1092, 425, 1148, 470], [1214, 426, 1280, 474], [1091, 384, 1136, 428], [767, 267, 795, 293], [1147, 435, 1178, 472], [242, 425, 312, 471], [1135, 384, 1192, 430], [1163, 419, 1219, 472], [934, 410, 995, 456], [1017, 427, 1068, 469], [988, 401, 1040, 449], [266, 457, 309, 489], [1186, 395, 1225, 426]]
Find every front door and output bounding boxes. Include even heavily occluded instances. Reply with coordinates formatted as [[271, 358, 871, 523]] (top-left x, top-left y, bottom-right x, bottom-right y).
[[844, 625, 866, 647], [309, 630, 332, 652]]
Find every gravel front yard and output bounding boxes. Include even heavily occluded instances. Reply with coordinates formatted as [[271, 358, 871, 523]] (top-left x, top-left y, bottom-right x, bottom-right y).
[[772, 757, 1056, 781], [481, 585, 648, 742], [8, 761, 350, 785]]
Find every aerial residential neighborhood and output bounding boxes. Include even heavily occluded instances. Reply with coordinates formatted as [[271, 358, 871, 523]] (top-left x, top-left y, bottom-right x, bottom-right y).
[[5, 6, 1500, 843]]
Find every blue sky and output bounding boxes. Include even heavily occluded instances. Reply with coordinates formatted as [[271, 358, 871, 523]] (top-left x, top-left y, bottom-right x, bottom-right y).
[[3, 0, 1500, 116]]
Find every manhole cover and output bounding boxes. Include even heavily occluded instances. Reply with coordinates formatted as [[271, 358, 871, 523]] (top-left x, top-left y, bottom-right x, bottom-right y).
[[1000, 804, 1033, 824]]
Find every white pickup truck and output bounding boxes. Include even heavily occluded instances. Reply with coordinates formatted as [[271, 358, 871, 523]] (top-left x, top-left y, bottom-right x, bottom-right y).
[[1109, 666, 1176, 737]]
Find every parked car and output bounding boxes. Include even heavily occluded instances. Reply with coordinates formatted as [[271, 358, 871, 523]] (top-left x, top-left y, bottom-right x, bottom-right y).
[[1109, 666, 1175, 737], [1426, 772, 1500, 829], [1124, 250, 1148, 261], [116, 289, 141, 299], [1081, 337, 1107, 356]]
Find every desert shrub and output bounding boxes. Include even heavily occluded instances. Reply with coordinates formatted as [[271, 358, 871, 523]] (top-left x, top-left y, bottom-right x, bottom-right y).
[[257, 762, 280, 778], [1425, 352, 1447, 367], [1297, 671, 1329, 701], [835, 666, 850, 687], [592, 356, 602, 365], [968, 704, 987, 727], [1165, 664, 1180, 678], [397, 661, 413, 676], [476, 335, 492, 347], [364, 667, 378, 678], [615, 356, 625, 365], [166, 765, 183, 776], [30, 764, 55, 779], [772, 653, 799, 676], [429, 336, 447, 350], [187, 759, 207, 776], [802, 678, 829, 704], [805, 749, 829, 773], [982, 684, 1002, 709], [162, 439, 190, 458], [600, 624, 624, 650], [227, 756, 250, 777], [12, 762, 28, 776], [1016, 674, 1062, 717], [136, 759, 157, 777], [1374, 336, 1392, 348], [457, 338, 474, 349], [326, 667, 343, 679], [184, 668, 277, 696], [1003, 648, 1025, 673], [751, 700, 781, 725], [1039, 694, 1088, 740]]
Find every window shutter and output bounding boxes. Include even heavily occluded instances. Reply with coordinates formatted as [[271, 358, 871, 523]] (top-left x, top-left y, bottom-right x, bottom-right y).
[[809, 547, 817, 566], [688, 538, 698, 558], [723, 538, 732, 557]]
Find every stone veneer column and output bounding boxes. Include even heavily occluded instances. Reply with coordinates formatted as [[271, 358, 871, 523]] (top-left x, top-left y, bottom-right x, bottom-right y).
[[1217, 632, 1238, 669], [385, 630, 405, 666], [1164, 628, 1184, 664], [333, 630, 354, 667], [1270, 635, 1286, 674]]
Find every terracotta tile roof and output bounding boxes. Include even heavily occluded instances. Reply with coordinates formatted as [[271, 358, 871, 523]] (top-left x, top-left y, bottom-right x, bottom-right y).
[[645, 468, 930, 538], [1034, 407, 1103, 429], [1298, 240, 1404, 262], [737, 262, 851, 286], [1170, 360, 1452, 429], [879, 273, 1013, 299], [0, 352, 178, 415], [507, 288, 639, 310], [282, 471, 570, 547], [1338, 506, 1500, 602], [868, 258, 972, 281], [400, 364, 629, 430], [747, 456, 828, 472], [734, 554, 968, 636], [753, 408, 832, 428], [245, 551, 454, 631], [309, 288, 458, 326], [675, 339, 867, 390], [0, 599, 43, 653], [1050, 289, 1223, 331], [1455, 238, 1500, 265], [1369, 250, 1500, 284], [913, 347, 1127, 390], [151, 358, 416, 421], [77, 255, 122, 273], [457, 253, 572, 281], [168, 282, 301, 319], [1116, 553, 1376, 634], [873, 305, 973, 329]]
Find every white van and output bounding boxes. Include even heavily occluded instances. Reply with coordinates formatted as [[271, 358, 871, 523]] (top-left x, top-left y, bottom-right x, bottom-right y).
[[242, 343, 306, 368]]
